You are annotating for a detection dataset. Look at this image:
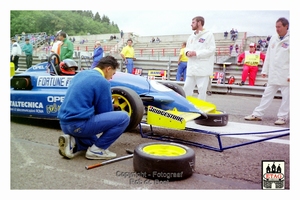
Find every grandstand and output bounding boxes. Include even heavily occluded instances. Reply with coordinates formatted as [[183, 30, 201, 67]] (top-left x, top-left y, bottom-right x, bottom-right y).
[[13, 31, 276, 97]]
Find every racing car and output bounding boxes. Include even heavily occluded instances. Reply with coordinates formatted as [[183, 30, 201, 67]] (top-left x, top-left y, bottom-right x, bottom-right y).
[[10, 54, 228, 131]]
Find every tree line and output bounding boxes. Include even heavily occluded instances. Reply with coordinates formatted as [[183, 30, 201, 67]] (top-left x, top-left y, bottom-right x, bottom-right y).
[[10, 10, 120, 37]]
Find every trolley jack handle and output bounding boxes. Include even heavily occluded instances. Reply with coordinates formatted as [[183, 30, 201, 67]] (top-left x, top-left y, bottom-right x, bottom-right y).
[[85, 149, 134, 170]]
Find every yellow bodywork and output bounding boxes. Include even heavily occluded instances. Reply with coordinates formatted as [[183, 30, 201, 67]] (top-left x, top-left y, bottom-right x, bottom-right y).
[[146, 96, 221, 130], [146, 106, 200, 130], [186, 96, 222, 114], [10, 62, 15, 77]]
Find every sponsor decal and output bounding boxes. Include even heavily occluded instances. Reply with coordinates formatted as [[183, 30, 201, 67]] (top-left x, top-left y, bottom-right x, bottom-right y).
[[148, 106, 184, 122], [11, 101, 43, 109], [10, 101, 44, 114], [46, 103, 60, 114], [47, 96, 64, 102], [32, 64, 47, 70], [37, 76, 73, 87], [281, 42, 289, 48], [198, 38, 205, 43], [148, 70, 166, 76]]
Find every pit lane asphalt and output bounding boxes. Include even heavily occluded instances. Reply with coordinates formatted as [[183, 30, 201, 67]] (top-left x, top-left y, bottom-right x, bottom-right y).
[[10, 93, 291, 191]]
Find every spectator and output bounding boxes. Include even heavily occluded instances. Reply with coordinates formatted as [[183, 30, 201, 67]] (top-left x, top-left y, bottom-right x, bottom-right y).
[[244, 17, 290, 125], [237, 43, 266, 86], [230, 28, 236, 41], [113, 35, 116, 39], [176, 42, 188, 81], [183, 16, 216, 101], [22, 38, 33, 69], [58, 31, 74, 60], [224, 31, 228, 39], [80, 39, 85, 44], [256, 44, 261, 51], [151, 37, 155, 43], [110, 35, 113, 41], [57, 56, 130, 159], [156, 37, 161, 43], [235, 29, 238, 39], [258, 38, 262, 46], [120, 30, 124, 38], [229, 44, 233, 55], [120, 39, 136, 74], [235, 44, 239, 53], [10, 38, 22, 70], [51, 35, 62, 55], [91, 41, 104, 69]]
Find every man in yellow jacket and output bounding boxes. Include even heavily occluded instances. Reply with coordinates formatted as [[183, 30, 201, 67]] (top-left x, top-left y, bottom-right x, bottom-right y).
[[120, 39, 136, 73], [176, 42, 188, 81]]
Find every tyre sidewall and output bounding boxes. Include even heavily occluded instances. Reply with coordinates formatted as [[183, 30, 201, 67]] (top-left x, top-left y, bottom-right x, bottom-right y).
[[111, 86, 144, 131], [133, 142, 195, 181], [195, 110, 228, 126]]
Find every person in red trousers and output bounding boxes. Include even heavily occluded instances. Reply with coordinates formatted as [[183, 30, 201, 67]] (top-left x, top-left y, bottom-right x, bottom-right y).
[[237, 43, 266, 86]]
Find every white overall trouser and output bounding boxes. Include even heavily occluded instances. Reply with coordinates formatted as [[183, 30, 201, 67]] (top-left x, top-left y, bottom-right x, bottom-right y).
[[252, 85, 290, 120], [183, 76, 209, 101]]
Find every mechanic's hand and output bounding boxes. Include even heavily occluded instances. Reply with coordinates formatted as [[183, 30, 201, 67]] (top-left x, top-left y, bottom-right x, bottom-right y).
[[113, 104, 121, 111]]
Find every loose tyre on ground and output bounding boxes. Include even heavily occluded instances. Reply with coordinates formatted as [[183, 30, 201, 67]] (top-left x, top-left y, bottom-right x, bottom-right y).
[[111, 86, 144, 131], [194, 110, 228, 126], [133, 142, 195, 181]]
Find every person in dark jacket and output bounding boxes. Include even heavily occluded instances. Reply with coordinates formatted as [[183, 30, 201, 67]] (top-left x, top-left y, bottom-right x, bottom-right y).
[[22, 38, 33, 68]]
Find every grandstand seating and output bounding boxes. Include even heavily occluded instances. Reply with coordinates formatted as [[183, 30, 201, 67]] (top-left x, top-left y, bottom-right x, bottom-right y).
[[13, 31, 277, 97]]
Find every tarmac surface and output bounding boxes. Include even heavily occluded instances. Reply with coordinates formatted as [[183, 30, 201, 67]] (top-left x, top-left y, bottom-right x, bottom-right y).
[[9, 93, 293, 196]]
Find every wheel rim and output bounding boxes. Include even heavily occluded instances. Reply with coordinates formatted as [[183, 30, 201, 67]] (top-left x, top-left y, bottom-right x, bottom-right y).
[[112, 94, 133, 116], [143, 144, 186, 156]]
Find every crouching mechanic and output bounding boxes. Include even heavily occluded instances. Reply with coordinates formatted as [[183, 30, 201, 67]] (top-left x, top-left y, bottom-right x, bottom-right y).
[[57, 56, 130, 160]]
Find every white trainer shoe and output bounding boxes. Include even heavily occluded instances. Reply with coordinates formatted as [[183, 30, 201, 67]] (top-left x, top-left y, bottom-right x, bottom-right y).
[[85, 147, 117, 160], [244, 115, 262, 121], [58, 135, 76, 159], [274, 118, 286, 125]]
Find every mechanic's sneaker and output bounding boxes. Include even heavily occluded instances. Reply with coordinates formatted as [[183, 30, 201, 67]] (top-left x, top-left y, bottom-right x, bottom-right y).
[[274, 118, 286, 125], [244, 115, 262, 121], [238, 81, 245, 86], [58, 135, 76, 159], [85, 146, 117, 160]]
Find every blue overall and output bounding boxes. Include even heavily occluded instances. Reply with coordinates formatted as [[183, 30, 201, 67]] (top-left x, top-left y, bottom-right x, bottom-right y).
[[126, 58, 134, 74], [58, 69, 130, 151], [176, 61, 187, 81], [60, 111, 129, 150]]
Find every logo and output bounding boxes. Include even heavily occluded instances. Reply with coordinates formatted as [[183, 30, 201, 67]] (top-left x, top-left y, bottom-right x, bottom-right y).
[[262, 160, 285, 189], [198, 38, 205, 43]]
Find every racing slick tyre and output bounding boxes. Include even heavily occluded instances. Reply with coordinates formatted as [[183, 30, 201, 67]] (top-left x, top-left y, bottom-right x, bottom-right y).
[[133, 142, 195, 181], [111, 86, 144, 131], [160, 82, 186, 97], [194, 110, 228, 126]]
